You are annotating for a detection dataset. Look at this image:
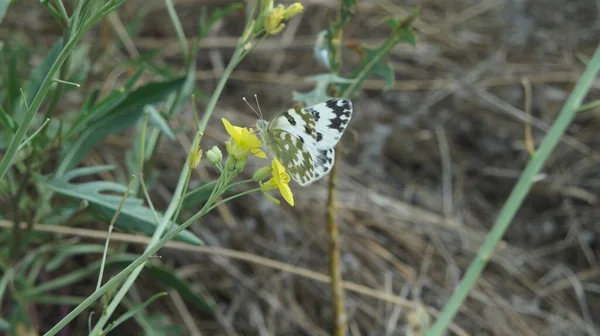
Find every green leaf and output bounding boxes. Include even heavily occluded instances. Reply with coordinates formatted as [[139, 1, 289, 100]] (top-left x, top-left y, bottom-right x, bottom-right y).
[[105, 292, 168, 333], [40, 166, 204, 245], [0, 268, 14, 305], [27, 295, 85, 306], [56, 77, 185, 175], [144, 263, 215, 313], [24, 38, 64, 109], [25, 253, 214, 315], [145, 105, 176, 140], [363, 46, 395, 89], [66, 66, 145, 139], [338, 10, 418, 97], [66, 43, 91, 88], [4, 45, 25, 117], [292, 74, 356, 106], [45, 244, 107, 272], [22, 254, 145, 296], [0, 105, 18, 134]]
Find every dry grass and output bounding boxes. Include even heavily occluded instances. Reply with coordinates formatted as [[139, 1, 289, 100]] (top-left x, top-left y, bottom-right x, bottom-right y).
[[3, 0, 600, 335]]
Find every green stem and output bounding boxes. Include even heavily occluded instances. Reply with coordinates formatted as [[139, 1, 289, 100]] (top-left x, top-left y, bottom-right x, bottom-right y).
[[96, 176, 135, 291], [47, 174, 222, 336], [207, 187, 261, 211], [426, 44, 600, 335], [86, 20, 254, 336], [164, 0, 189, 60], [0, 0, 110, 181]]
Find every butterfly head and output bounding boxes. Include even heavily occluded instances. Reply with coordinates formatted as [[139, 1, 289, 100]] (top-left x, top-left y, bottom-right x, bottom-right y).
[[256, 119, 268, 130]]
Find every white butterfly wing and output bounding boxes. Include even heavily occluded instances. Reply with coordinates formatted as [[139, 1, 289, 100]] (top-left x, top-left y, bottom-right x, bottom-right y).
[[268, 99, 353, 186], [305, 99, 353, 181]]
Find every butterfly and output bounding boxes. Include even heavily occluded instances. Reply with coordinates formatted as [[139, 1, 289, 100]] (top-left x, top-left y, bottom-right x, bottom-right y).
[[253, 98, 353, 186]]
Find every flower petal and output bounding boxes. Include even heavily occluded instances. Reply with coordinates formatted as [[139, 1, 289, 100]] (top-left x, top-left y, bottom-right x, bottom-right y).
[[278, 183, 294, 206], [251, 147, 267, 159], [221, 118, 242, 139], [272, 158, 284, 174], [242, 130, 263, 148], [264, 192, 281, 205]]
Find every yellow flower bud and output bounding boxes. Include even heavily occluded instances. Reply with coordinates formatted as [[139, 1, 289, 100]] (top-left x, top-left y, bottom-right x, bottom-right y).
[[189, 149, 203, 169], [265, 6, 285, 35], [283, 3, 304, 19], [188, 131, 204, 169]]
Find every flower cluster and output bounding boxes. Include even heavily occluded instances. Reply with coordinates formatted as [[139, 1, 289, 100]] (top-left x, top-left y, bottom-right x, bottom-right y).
[[213, 118, 294, 206], [261, 0, 304, 35]]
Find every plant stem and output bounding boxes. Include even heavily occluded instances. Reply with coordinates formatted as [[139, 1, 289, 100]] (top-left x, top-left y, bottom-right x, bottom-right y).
[[326, 149, 346, 336], [0, 0, 111, 181], [325, 1, 357, 334], [43, 178, 222, 336], [425, 44, 600, 335], [87, 18, 252, 335]]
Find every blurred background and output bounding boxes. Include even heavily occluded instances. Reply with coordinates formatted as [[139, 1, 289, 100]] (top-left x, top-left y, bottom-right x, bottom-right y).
[[2, 0, 600, 335]]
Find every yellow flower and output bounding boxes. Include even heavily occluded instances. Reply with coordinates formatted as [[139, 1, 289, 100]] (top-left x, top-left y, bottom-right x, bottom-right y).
[[221, 118, 266, 159], [263, 2, 304, 35], [260, 158, 294, 206], [265, 5, 286, 35]]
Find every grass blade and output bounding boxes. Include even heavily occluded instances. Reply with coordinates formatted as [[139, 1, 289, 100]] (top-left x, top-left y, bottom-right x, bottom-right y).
[[426, 44, 600, 336]]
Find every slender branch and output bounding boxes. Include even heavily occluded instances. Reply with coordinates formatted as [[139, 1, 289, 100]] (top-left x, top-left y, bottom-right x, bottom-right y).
[[325, 1, 357, 334], [426, 44, 600, 336]]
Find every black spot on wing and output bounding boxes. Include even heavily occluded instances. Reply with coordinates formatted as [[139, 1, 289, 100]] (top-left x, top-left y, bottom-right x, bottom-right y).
[[304, 125, 314, 136], [326, 99, 352, 131], [316, 132, 323, 142], [298, 135, 304, 143], [318, 148, 334, 165], [283, 111, 296, 125], [309, 108, 321, 121]]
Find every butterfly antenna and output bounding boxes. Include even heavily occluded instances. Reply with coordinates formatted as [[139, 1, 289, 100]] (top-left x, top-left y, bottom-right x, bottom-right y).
[[243, 96, 261, 119], [254, 94, 264, 119]]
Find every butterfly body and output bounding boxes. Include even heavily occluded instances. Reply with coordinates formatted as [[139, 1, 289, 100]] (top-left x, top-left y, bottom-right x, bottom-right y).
[[256, 99, 353, 186]]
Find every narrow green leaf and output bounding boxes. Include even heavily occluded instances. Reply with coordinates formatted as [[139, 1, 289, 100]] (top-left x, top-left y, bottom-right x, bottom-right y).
[[45, 244, 107, 272], [5, 45, 24, 116], [81, 88, 101, 115], [145, 105, 176, 140], [0, 105, 18, 133], [66, 43, 91, 88], [0, 268, 15, 305], [145, 264, 215, 313], [40, 166, 204, 245], [56, 77, 185, 175], [123, 66, 146, 91], [104, 292, 168, 333], [22, 254, 143, 296], [27, 295, 85, 306], [24, 38, 64, 108]]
